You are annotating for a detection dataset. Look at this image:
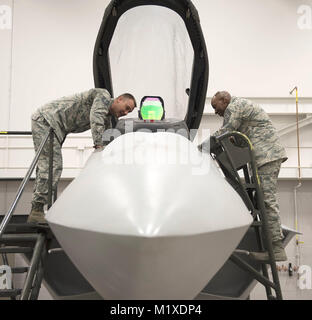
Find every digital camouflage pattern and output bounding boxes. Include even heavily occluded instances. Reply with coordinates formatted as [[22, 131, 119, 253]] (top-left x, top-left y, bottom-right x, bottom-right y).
[[31, 88, 115, 205], [211, 96, 287, 168], [31, 114, 62, 205], [199, 96, 287, 242], [31, 88, 115, 146], [257, 159, 284, 242]]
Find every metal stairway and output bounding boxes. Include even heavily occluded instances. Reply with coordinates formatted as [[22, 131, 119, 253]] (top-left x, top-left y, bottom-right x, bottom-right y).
[[0, 216, 52, 300], [0, 130, 54, 300], [208, 131, 283, 300]]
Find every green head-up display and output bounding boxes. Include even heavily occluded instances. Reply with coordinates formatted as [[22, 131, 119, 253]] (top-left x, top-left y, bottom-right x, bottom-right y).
[[139, 96, 165, 120]]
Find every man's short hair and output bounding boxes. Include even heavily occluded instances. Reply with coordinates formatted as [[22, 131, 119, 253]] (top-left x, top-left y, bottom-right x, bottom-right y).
[[119, 93, 137, 109], [214, 91, 231, 103]]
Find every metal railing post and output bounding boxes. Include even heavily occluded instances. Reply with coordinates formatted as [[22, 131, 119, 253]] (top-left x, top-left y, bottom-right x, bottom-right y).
[[29, 239, 48, 300], [20, 233, 45, 300]]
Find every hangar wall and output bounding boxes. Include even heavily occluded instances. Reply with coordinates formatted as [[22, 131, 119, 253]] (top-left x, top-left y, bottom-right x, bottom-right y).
[[0, 0, 311, 178], [0, 0, 311, 299]]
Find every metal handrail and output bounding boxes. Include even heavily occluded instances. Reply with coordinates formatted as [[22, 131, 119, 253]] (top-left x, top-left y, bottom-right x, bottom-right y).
[[0, 131, 32, 135], [0, 128, 54, 237]]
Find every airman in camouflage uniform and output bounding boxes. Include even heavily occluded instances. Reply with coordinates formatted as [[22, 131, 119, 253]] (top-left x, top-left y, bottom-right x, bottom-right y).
[[28, 88, 136, 224], [199, 91, 287, 261]]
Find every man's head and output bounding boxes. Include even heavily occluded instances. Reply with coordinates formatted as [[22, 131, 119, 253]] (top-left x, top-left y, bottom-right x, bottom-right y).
[[211, 91, 231, 117], [110, 93, 136, 118]]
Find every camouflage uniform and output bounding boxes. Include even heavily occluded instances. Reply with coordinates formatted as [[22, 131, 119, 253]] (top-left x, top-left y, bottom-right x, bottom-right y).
[[31, 88, 115, 206], [257, 159, 284, 242], [200, 97, 287, 242]]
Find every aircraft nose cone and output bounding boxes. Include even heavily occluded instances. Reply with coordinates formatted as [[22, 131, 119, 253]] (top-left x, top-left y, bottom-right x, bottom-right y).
[[46, 132, 252, 299]]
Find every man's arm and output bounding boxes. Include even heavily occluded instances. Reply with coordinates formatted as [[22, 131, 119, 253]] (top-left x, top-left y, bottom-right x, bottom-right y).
[[212, 107, 243, 137], [198, 106, 243, 153], [90, 92, 111, 148]]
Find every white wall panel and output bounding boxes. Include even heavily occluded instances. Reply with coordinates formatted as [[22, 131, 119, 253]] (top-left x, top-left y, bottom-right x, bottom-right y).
[[9, 0, 109, 131], [3, 0, 312, 132], [0, 0, 13, 130], [193, 0, 312, 97]]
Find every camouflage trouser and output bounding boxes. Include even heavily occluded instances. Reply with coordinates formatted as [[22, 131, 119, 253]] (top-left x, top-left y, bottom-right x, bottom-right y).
[[31, 114, 63, 206], [257, 159, 284, 242]]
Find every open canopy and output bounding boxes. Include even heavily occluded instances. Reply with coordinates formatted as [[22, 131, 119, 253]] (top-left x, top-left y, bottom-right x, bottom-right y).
[[93, 0, 209, 131]]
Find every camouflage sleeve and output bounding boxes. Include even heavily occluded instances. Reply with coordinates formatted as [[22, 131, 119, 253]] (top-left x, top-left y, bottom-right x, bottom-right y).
[[90, 92, 111, 146], [212, 106, 243, 137]]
